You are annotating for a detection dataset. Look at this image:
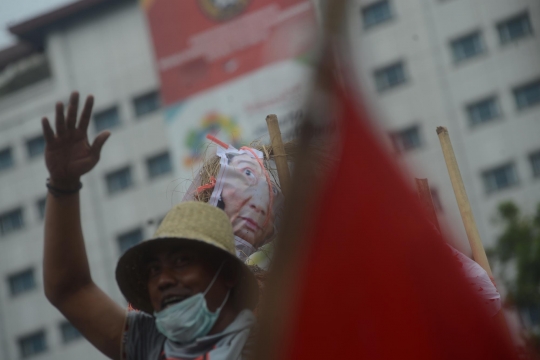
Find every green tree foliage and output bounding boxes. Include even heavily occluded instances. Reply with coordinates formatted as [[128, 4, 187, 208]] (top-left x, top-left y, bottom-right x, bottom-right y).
[[492, 201, 540, 309]]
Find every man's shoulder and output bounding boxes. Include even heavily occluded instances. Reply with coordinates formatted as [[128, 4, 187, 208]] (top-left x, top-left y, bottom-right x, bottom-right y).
[[126, 310, 161, 338], [123, 311, 165, 360], [127, 310, 155, 325]]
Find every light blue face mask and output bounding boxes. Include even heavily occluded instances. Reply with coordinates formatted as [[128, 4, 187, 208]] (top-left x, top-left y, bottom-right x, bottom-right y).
[[154, 262, 230, 344]]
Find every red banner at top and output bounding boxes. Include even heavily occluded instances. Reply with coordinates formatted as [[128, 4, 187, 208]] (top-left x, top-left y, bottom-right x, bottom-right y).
[[144, 0, 316, 106]]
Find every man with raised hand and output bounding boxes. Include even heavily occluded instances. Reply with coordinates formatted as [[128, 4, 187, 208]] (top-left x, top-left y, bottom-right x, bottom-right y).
[[42, 92, 258, 360]]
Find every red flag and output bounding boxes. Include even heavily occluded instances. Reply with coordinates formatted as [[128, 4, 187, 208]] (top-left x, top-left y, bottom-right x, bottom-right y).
[[282, 85, 517, 359]]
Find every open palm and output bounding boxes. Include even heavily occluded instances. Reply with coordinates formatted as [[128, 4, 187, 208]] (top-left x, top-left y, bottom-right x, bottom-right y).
[[42, 92, 110, 184]]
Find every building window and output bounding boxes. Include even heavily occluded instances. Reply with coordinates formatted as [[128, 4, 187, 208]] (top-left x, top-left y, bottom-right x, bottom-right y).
[[530, 151, 540, 177], [134, 91, 160, 117], [374, 62, 406, 92], [94, 106, 120, 133], [466, 96, 500, 126], [514, 80, 540, 110], [60, 321, 82, 343], [0, 208, 24, 236], [105, 166, 133, 194], [391, 125, 422, 152], [37, 198, 46, 220], [26, 135, 45, 158], [497, 12, 533, 44], [147, 152, 172, 179], [362, 1, 392, 29], [0, 147, 14, 172], [8, 268, 36, 296], [451, 31, 484, 63], [482, 163, 518, 193], [18, 330, 47, 358], [118, 228, 143, 254], [0, 53, 51, 99]]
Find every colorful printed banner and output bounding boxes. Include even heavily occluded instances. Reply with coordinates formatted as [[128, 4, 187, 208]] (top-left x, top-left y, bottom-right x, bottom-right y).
[[144, 0, 316, 105], [165, 60, 311, 180], [144, 0, 316, 260]]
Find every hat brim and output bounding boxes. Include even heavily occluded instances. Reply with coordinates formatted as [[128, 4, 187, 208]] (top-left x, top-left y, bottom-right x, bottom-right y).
[[115, 237, 259, 315]]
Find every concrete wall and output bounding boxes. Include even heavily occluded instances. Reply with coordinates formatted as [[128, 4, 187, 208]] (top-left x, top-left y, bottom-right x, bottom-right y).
[[0, 2, 172, 359], [346, 0, 540, 255]]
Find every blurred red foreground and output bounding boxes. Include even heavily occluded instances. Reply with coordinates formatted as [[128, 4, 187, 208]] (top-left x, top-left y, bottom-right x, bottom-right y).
[[281, 84, 517, 359]]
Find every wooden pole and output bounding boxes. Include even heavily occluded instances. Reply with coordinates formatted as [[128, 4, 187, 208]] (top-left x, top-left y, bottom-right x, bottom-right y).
[[437, 127, 516, 344], [415, 178, 440, 232], [266, 114, 291, 198], [436, 126, 492, 277]]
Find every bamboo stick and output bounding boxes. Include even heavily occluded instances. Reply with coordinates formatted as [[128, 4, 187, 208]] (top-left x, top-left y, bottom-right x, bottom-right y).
[[436, 126, 492, 277], [266, 114, 291, 198], [437, 127, 515, 344], [415, 178, 440, 232]]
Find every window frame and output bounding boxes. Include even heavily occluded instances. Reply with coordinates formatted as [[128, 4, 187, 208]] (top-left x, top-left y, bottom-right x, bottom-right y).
[[59, 321, 82, 344], [374, 61, 407, 92], [93, 106, 121, 133], [0, 207, 24, 236], [0, 147, 14, 172], [390, 124, 422, 153], [450, 30, 485, 63], [481, 162, 519, 194], [513, 79, 540, 110], [529, 150, 540, 178], [8, 268, 36, 296], [361, 0, 393, 30], [18, 329, 47, 358], [496, 11, 533, 44], [105, 166, 134, 195], [133, 90, 161, 118], [117, 227, 144, 254], [146, 151, 172, 179], [465, 95, 501, 127], [25, 134, 46, 159], [36, 197, 47, 220]]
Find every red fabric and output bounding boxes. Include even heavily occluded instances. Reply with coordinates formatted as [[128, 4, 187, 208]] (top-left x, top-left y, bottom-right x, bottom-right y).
[[283, 86, 517, 359]]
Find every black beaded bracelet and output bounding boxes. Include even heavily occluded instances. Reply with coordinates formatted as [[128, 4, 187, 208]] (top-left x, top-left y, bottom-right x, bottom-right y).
[[46, 179, 83, 198]]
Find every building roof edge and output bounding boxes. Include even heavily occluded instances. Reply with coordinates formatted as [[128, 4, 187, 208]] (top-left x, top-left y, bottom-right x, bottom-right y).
[[7, 0, 136, 45]]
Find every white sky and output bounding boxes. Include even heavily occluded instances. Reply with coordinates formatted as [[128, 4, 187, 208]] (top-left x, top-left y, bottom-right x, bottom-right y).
[[0, 0, 76, 49]]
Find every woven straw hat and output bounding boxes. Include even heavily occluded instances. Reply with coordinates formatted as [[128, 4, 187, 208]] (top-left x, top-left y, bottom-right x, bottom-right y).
[[115, 201, 258, 314]]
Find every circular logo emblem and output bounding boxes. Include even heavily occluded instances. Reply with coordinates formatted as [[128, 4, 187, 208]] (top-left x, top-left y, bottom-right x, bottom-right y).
[[198, 0, 251, 21], [184, 112, 242, 166]]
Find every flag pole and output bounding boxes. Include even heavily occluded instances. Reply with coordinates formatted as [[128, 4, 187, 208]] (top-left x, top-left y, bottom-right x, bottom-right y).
[[436, 126, 493, 276], [266, 114, 291, 198], [437, 127, 516, 342]]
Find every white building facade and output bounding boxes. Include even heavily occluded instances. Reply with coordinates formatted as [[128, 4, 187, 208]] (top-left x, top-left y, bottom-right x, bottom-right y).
[[0, 0, 538, 359], [0, 1, 172, 359], [345, 0, 540, 255]]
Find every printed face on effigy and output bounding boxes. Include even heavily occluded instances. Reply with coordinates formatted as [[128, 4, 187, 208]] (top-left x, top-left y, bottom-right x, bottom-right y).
[[219, 153, 277, 247]]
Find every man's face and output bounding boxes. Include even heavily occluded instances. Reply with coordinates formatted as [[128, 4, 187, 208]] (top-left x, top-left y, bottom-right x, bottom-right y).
[[146, 245, 231, 313], [221, 153, 276, 246]]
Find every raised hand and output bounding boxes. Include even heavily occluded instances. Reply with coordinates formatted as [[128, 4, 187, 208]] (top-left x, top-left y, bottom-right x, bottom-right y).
[[42, 92, 110, 189]]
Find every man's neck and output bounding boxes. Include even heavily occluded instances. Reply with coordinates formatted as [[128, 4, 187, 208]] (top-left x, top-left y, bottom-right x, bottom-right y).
[[209, 303, 240, 335]]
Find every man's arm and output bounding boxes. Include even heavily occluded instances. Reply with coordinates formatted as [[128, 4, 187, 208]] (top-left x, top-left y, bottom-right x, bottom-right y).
[[42, 92, 125, 360]]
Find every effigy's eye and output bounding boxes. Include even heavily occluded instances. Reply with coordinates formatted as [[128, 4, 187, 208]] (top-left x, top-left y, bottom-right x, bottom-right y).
[[241, 167, 257, 185]]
